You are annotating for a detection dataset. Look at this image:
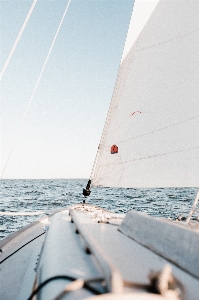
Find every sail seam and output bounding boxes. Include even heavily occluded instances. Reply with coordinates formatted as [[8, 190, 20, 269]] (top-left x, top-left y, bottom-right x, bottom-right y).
[[100, 115, 199, 150], [136, 27, 199, 53], [99, 146, 199, 168]]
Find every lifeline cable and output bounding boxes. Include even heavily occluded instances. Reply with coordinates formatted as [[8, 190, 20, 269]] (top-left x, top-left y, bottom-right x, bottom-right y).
[[0, 231, 45, 264], [0, 0, 38, 80], [0, 0, 72, 180]]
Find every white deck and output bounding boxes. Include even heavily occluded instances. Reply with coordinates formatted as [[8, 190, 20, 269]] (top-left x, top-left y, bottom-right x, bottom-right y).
[[1, 204, 199, 300], [0, 216, 49, 300]]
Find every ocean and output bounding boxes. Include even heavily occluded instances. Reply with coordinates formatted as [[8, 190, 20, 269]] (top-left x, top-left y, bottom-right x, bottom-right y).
[[0, 179, 198, 240]]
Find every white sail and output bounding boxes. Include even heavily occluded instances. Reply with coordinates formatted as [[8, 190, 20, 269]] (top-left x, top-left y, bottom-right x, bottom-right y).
[[92, 0, 199, 188]]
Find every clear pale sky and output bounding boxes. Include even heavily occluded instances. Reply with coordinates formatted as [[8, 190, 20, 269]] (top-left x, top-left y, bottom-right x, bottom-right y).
[[1, 0, 134, 179]]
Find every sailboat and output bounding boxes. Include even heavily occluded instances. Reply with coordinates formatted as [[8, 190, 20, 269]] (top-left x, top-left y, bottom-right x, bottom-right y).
[[1, 0, 199, 299]]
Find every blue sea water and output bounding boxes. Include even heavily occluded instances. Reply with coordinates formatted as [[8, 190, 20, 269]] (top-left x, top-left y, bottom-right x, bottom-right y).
[[0, 179, 198, 240]]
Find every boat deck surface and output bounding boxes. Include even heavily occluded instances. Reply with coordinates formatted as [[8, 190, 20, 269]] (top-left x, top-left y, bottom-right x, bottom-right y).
[[0, 204, 199, 300], [0, 215, 49, 299]]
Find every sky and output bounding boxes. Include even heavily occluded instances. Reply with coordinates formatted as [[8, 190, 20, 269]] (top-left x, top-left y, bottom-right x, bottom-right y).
[[0, 0, 134, 179]]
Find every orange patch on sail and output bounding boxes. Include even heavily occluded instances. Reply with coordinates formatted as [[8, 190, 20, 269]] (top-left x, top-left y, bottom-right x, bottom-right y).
[[111, 145, 118, 154]]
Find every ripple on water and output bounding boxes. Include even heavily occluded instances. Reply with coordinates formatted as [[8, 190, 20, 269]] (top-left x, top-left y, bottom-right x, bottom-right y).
[[0, 179, 198, 239]]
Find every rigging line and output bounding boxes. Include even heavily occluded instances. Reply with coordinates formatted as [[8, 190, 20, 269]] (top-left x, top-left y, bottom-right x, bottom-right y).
[[99, 146, 199, 168], [0, 0, 38, 80], [0, 0, 72, 180]]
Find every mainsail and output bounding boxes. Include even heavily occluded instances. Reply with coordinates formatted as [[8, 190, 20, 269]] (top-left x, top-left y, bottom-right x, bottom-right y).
[[92, 0, 199, 188]]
